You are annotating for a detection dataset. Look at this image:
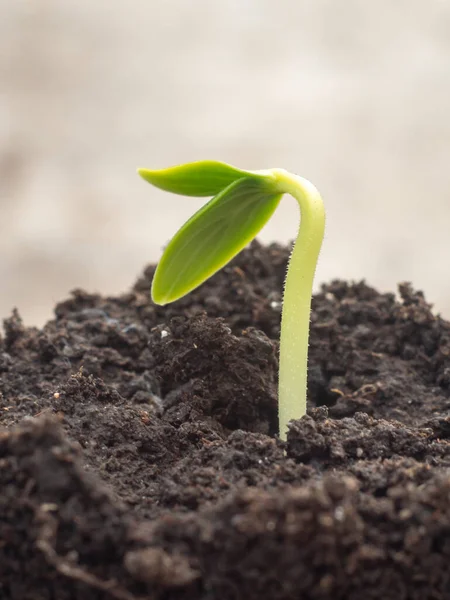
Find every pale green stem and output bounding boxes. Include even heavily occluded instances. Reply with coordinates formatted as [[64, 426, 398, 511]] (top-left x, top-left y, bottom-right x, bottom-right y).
[[271, 169, 325, 440]]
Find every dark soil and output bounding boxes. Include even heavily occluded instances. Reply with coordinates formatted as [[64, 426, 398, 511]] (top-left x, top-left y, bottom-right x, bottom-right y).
[[2, 241, 450, 599]]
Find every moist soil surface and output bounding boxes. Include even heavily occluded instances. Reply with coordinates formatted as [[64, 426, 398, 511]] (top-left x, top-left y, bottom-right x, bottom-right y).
[[2, 241, 450, 600]]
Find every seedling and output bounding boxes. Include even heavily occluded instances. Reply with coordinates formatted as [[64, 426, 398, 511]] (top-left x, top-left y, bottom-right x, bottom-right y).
[[138, 161, 325, 440]]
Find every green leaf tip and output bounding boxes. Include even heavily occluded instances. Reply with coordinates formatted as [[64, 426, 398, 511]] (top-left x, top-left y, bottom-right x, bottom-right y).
[[149, 175, 282, 305], [138, 160, 257, 197]]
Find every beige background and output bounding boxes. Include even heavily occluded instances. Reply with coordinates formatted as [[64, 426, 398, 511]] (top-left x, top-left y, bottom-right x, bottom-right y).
[[1, 0, 450, 326]]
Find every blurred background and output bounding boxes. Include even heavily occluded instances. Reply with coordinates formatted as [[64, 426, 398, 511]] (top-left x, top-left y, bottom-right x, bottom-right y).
[[1, 0, 450, 326]]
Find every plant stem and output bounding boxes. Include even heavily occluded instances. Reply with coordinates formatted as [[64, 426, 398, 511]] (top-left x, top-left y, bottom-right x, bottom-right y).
[[271, 169, 325, 440]]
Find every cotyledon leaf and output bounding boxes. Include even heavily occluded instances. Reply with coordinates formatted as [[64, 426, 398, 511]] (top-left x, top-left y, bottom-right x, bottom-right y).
[[151, 177, 282, 304], [138, 160, 271, 197]]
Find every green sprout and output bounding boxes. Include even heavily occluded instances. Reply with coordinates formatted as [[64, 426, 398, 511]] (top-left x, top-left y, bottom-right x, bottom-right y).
[[138, 161, 325, 440]]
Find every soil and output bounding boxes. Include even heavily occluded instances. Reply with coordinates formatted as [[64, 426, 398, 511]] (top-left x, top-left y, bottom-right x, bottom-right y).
[[2, 240, 450, 600]]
